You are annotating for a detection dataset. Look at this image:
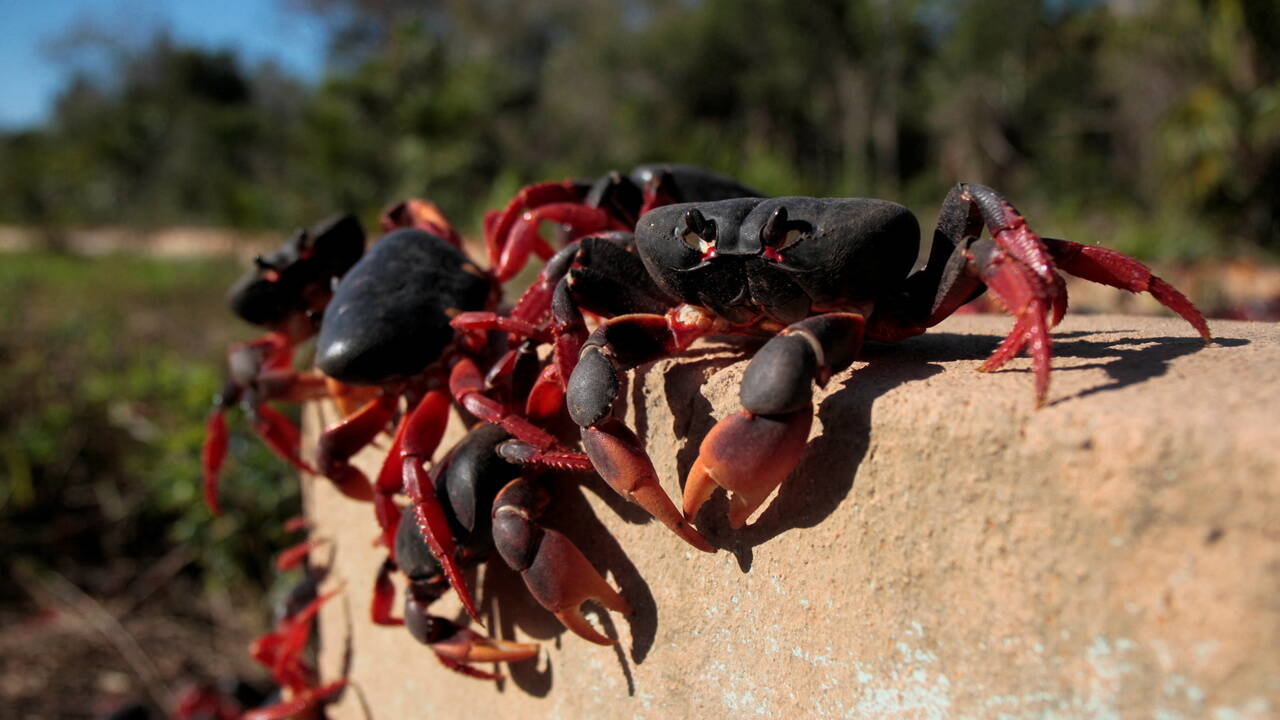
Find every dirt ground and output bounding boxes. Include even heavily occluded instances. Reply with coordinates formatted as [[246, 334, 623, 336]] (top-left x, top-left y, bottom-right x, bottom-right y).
[[0, 574, 269, 720]]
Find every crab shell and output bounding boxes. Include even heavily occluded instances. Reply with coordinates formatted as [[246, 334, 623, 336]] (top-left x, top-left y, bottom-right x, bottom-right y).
[[227, 213, 365, 327], [315, 228, 492, 385], [634, 197, 920, 325]]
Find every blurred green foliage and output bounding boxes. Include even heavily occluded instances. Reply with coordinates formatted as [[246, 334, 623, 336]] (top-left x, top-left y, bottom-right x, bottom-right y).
[[0, 252, 300, 601], [1, 0, 1277, 256]]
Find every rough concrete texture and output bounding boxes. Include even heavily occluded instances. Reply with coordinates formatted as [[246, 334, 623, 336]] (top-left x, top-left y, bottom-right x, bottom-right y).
[[304, 314, 1279, 719]]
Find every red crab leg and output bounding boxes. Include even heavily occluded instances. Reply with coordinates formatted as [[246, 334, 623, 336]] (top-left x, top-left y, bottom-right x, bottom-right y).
[[373, 414, 410, 553], [242, 680, 347, 720], [967, 241, 1055, 404], [493, 478, 631, 645], [1044, 239, 1211, 341], [372, 390, 450, 553], [275, 538, 328, 572], [202, 409, 229, 515], [400, 393, 481, 624], [486, 181, 584, 270], [449, 357, 564, 453], [403, 455, 478, 624], [274, 589, 336, 679], [253, 404, 316, 475], [315, 394, 398, 502], [449, 358, 593, 471], [450, 312, 553, 344], [525, 363, 564, 419], [495, 203, 617, 282], [371, 558, 403, 626]]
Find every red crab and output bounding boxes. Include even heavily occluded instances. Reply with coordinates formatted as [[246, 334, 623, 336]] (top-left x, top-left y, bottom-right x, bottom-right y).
[[202, 214, 366, 514], [522, 185, 1213, 533]]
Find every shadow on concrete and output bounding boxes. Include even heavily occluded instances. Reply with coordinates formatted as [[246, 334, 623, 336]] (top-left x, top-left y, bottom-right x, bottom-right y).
[[1029, 333, 1246, 406], [665, 327, 1234, 571]]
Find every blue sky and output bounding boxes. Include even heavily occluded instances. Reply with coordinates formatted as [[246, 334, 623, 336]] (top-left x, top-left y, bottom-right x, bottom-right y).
[[0, 0, 332, 129]]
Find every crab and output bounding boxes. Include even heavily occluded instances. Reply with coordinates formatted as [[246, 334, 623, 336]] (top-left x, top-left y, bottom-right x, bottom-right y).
[[309, 207, 595, 634], [374, 422, 633, 663], [483, 163, 761, 282], [202, 214, 366, 515], [535, 185, 1213, 534], [371, 424, 538, 679]]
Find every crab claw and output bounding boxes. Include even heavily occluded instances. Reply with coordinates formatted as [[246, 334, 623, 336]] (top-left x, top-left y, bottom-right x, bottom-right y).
[[405, 598, 537, 679], [581, 417, 713, 552], [683, 404, 813, 529], [493, 478, 633, 645], [202, 409, 229, 515]]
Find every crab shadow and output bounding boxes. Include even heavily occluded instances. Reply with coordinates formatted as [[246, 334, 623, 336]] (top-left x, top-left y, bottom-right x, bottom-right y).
[[478, 470, 654, 698], [473, 324, 1239, 694], [636, 328, 1238, 571]]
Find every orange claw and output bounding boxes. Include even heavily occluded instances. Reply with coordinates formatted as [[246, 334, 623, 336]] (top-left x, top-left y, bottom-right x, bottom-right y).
[[431, 625, 539, 665], [526, 529, 633, 645], [581, 417, 713, 552], [683, 404, 814, 529]]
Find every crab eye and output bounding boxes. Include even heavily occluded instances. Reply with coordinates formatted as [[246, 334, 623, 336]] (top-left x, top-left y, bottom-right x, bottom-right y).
[[679, 208, 716, 255], [760, 206, 809, 256]]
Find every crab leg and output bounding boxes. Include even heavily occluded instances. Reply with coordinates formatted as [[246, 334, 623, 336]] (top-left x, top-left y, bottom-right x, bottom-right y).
[[495, 204, 622, 282], [907, 184, 1209, 406], [486, 180, 587, 274], [405, 592, 538, 679], [314, 394, 397, 502], [401, 400, 481, 624], [202, 408, 230, 515], [371, 558, 403, 626], [242, 681, 347, 720], [373, 389, 450, 555], [252, 404, 316, 475], [449, 357, 589, 467], [275, 538, 327, 572], [493, 477, 631, 645], [683, 312, 865, 527], [1043, 239, 1211, 341]]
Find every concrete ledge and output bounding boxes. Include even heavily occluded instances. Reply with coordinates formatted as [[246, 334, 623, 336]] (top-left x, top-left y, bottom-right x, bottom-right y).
[[305, 314, 1279, 719]]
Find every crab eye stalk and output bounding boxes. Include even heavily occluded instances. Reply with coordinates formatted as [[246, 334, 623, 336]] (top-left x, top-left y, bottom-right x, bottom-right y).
[[679, 208, 717, 258], [760, 206, 808, 260]]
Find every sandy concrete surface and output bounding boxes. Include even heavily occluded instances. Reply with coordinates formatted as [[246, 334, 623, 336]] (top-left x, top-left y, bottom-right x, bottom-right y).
[[303, 314, 1278, 719]]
